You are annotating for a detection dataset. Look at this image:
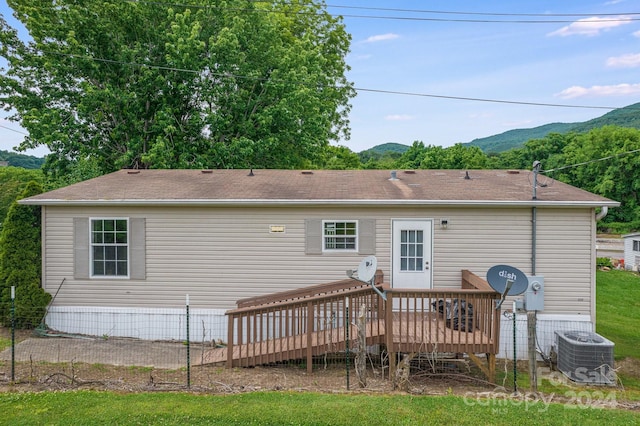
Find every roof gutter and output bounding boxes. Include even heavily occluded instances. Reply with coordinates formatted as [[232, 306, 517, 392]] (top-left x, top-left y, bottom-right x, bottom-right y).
[[20, 198, 621, 208]]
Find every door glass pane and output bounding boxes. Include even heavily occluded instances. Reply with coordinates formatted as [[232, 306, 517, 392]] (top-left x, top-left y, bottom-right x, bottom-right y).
[[399, 228, 424, 272]]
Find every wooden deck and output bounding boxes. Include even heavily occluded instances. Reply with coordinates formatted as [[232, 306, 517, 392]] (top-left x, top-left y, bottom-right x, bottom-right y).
[[203, 270, 500, 382], [199, 311, 494, 366]]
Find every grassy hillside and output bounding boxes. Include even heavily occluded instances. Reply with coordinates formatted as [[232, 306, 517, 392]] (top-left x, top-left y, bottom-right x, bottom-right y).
[[465, 102, 640, 153]]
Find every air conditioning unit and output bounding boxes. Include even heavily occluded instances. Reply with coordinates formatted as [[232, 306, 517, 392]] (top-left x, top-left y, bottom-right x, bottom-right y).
[[555, 330, 615, 385]]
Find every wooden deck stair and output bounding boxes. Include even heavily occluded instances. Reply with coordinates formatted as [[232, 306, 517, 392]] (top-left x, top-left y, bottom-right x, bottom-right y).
[[200, 270, 501, 382]]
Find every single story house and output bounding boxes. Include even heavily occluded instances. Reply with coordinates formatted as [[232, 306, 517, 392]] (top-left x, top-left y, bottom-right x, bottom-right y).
[[21, 169, 618, 359]]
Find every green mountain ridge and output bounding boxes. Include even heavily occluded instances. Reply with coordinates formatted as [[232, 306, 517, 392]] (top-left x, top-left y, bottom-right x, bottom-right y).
[[364, 102, 640, 155], [0, 149, 45, 169], [464, 102, 640, 153]]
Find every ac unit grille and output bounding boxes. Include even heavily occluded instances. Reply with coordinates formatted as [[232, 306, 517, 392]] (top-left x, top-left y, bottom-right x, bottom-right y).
[[555, 330, 615, 385]]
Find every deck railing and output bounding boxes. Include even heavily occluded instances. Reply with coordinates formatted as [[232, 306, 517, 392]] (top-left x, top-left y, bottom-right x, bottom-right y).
[[226, 273, 386, 370], [225, 270, 500, 376]]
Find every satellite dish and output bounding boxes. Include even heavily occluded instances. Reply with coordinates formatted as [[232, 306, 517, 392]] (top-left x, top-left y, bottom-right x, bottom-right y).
[[347, 256, 385, 300], [486, 264, 528, 310], [357, 255, 377, 283]]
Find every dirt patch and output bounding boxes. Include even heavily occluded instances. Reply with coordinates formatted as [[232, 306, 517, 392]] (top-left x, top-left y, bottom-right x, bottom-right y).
[[616, 357, 640, 379]]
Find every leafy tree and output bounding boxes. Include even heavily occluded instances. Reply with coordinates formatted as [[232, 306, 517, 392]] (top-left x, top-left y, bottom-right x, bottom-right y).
[[43, 157, 104, 189], [554, 126, 640, 223], [321, 145, 362, 170], [428, 143, 489, 169], [361, 154, 401, 170], [0, 181, 51, 328], [396, 141, 490, 170], [490, 133, 569, 170], [0, 1, 354, 174], [0, 166, 43, 232], [396, 141, 428, 169]]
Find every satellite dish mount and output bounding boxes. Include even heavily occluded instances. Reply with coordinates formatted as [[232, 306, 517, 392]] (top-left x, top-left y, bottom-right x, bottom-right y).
[[347, 256, 386, 300], [486, 264, 528, 310]]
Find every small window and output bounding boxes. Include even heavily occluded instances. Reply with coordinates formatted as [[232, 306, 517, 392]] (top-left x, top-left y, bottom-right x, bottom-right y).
[[634, 240, 640, 252], [323, 220, 357, 251], [91, 218, 129, 277]]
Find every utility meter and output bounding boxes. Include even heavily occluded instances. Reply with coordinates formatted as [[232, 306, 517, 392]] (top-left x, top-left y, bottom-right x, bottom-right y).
[[525, 276, 544, 311]]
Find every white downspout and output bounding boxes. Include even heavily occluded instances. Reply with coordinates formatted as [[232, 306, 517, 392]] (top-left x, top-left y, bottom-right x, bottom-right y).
[[595, 206, 608, 221]]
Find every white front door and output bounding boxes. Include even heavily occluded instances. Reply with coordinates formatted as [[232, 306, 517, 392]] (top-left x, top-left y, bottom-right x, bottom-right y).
[[392, 219, 433, 289]]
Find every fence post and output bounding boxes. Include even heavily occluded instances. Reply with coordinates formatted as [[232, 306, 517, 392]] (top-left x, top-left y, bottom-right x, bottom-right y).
[[11, 286, 15, 382], [345, 297, 350, 390], [186, 294, 190, 389]]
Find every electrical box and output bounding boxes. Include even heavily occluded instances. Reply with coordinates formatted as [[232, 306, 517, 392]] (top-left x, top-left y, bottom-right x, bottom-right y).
[[525, 275, 544, 311]]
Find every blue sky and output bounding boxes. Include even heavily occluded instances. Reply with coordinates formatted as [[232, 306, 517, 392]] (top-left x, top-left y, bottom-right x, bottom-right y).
[[1, 0, 640, 157]]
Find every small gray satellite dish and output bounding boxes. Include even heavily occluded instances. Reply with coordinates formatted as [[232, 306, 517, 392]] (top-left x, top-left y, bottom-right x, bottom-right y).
[[347, 256, 385, 300], [486, 264, 528, 310], [357, 255, 377, 283]]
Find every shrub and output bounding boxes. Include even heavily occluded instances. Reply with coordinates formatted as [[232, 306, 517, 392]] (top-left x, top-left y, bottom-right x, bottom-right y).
[[0, 181, 51, 328], [596, 257, 613, 269]]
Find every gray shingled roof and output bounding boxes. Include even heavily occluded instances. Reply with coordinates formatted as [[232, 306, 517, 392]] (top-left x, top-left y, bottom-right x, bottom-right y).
[[20, 169, 618, 207]]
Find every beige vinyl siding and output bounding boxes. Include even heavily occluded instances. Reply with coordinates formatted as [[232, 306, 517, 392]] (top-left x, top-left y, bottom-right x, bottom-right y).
[[535, 208, 594, 317], [42, 205, 595, 316]]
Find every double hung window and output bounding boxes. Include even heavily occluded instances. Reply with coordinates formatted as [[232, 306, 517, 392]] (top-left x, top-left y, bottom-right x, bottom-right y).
[[323, 221, 357, 251], [91, 218, 128, 277]]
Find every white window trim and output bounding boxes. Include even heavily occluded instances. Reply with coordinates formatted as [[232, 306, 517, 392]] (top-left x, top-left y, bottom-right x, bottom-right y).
[[322, 219, 359, 252], [633, 240, 640, 252], [89, 217, 130, 279]]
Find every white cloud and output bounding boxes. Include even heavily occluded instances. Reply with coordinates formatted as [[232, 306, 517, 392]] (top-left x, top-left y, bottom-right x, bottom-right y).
[[385, 114, 414, 121], [363, 33, 399, 43], [634, 30, 640, 37], [606, 53, 640, 67], [556, 83, 640, 98], [547, 16, 633, 37]]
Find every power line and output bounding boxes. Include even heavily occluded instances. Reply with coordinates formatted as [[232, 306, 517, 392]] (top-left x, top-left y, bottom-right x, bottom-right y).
[[353, 88, 618, 110], [322, 3, 640, 18], [0, 123, 28, 136], [123, 1, 639, 24], [542, 148, 640, 174], [39, 50, 627, 111]]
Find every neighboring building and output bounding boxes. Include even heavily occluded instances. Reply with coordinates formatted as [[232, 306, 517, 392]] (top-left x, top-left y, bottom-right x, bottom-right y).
[[0, 161, 9, 167], [622, 233, 640, 271], [21, 169, 618, 359]]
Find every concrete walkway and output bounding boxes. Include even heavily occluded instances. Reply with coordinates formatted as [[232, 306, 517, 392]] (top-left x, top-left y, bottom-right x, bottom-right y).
[[0, 336, 206, 369]]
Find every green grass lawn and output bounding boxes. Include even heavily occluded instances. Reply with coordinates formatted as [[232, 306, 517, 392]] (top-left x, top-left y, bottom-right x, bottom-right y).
[[0, 391, 637, 425], [596, 269, 640, 360]]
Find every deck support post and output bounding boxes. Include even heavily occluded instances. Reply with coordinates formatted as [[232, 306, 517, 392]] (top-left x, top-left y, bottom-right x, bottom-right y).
[[467, 353, 496, 384], [226, 315, 234, 368], [385, 292, 395, 379], [488, 353, 496, 384], [306, 301, 313, 373]]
